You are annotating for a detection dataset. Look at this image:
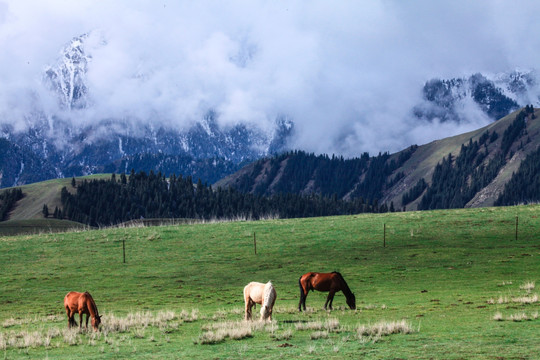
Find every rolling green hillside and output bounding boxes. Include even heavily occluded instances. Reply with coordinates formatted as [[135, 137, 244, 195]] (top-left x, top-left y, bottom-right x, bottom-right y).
[[0, 206, 539, 358]]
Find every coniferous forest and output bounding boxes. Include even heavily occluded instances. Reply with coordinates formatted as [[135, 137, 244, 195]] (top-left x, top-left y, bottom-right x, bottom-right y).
[[59, 171, 381, 227], [419, 106, 535, 210], [0, 188, 23, 221], [495, 144, 540, 206]]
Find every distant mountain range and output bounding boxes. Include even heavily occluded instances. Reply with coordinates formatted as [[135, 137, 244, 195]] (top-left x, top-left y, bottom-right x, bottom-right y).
[[217, 106, 540, 210], [1, 32, 540, 191], [3, 107, 539, 223], [0, 34, 293, 188], [414, 71, 539, 123]]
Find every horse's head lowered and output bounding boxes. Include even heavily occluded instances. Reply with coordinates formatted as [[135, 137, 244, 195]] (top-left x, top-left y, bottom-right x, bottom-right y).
[[91, 315, 102, 331], [346, 293, 356, 310]]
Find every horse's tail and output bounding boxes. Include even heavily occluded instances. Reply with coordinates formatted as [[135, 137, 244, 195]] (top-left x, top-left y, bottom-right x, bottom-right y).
[[260, 281, 276, 320]]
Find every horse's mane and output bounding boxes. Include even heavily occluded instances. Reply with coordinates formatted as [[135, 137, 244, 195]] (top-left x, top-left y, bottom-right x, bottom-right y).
[[84, 292, 99, 317], [332, 272, 354, 298], [263, 281, 275, 307]]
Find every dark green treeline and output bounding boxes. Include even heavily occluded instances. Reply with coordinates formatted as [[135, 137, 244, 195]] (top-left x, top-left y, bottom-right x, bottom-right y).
[[59, 171, 381, 227]]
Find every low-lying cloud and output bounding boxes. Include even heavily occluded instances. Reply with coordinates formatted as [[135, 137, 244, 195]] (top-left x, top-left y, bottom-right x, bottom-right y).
[[1, 0, 539, 156]]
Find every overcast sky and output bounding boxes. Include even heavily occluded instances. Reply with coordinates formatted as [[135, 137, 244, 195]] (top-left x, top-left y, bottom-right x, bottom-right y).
[[1, 1, 539, 156]]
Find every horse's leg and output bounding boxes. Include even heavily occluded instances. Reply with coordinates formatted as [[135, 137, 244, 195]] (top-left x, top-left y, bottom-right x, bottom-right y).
[[66, 306, 71, 328], [268, 301, 274, 321], [85, 313, 90, 330], [299, 288, 308, 311], [245, 299, 252, 321], [298, 279, 304, 311], [298, 289, 305, 311], [324, 291, 335, 310], [79, 312, 84, 330]]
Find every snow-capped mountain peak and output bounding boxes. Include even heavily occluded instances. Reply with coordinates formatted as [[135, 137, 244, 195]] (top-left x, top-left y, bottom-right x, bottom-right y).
[[44, 34, 92, 110]]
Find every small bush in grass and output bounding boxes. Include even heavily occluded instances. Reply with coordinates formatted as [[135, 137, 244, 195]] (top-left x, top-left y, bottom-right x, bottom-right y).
[[2, 318, 23, 328], [488, 294, 538, 305], [197, 320, 277, 344], [271, 329, 292, 341], [133, 327, 146, 339], [310, 331, 328, 340], [180, 309, 199, 323], [512, 294, 538, 304], [520, 281, 535, 292], [487, 296, 509, 304], [295, 321, 323, 331], [493, 311, 539, 322], [103, 310, 185, 333], [197, 327, 252, 344], [62, 328, 80, 346], [295, 318, 340, 332], [509, 313, 529, 322], [356, 320, 414, 343]]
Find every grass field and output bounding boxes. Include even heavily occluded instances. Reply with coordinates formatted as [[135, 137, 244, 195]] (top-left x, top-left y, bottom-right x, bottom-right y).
[[0, 205, 539, 359]]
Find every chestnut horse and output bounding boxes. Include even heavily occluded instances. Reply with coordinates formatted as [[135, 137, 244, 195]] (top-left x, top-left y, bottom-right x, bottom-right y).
[[298, 272, 356, 311], [243, 281, 276, 321], [64, 291, 102, 331]]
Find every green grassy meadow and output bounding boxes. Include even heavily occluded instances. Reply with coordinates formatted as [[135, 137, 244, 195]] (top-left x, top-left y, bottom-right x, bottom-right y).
[[1, 205, 539, 359]]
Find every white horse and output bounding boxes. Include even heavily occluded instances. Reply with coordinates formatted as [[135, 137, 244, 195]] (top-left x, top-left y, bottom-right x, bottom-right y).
[[243, 281, 276, 321]]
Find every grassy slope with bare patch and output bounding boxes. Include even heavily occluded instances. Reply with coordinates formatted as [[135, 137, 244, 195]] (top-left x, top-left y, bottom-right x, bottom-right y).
[[7, 174, 110, 221], [0, 205, 539, 358]]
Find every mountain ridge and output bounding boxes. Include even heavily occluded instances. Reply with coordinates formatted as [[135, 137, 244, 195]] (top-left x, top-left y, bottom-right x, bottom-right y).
[[217, 107, 540, 211], [2, 32, 540, 190]]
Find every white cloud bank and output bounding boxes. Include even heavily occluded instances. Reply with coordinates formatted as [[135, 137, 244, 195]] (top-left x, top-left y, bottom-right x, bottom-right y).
[[1, 0, 539, 155]]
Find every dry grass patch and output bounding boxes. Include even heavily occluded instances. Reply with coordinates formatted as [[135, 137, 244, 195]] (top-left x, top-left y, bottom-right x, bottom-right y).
[[197, 320, 276, 345], [295, 318, 341, 332], [356, 320, 415, 343], [487, 293, 538, 305], [270, 329, 292, 341], [310, 331, 329, 340], [520, 281, 535, 292], [493, 312, 504, 321], [102, 310, 188, 334], [511, 293, 538, 304], [0, 327, 69, 350], [493, 311, 539, 322], [2, 314, 63, 329]]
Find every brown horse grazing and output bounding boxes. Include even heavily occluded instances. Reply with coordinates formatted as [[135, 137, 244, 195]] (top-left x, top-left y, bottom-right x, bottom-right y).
[[243, 281, 277, 321], [298, 272, 356, 311], [64, 291, 102, 331]]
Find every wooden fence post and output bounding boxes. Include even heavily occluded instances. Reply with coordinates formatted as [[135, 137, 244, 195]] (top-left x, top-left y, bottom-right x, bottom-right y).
[[515, 216, 518, 242], [383, 223, 386, 248], [254, 232, 257, 255]]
